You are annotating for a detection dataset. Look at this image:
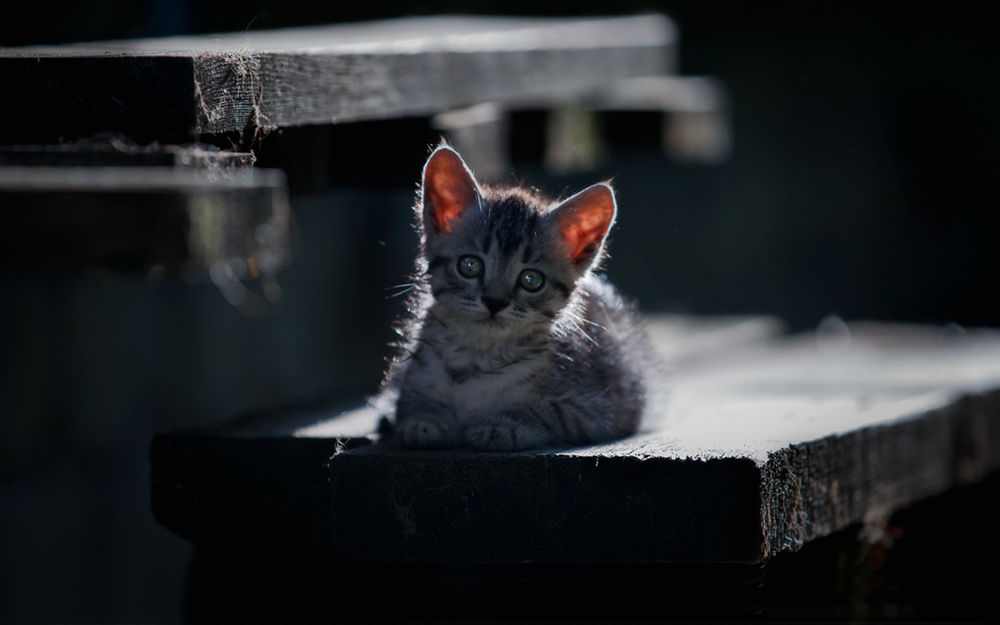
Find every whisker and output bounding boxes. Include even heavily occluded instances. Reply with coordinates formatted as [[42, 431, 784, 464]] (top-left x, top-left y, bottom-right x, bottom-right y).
[[558, 315, 598, 346], [567, 311, 605, 330], [567, 316, 600, 345], [576, 326, 599, 346], [385, 285, 416, 299]]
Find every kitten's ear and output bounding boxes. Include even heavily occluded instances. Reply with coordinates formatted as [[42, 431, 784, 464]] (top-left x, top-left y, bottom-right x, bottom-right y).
[[421, 146, 481, 234], [550, 183, 617, 266]]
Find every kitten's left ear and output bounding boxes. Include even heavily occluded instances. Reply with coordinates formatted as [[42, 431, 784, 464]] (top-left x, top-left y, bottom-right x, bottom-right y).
[[421, 146, 481, 235], [550, 183, 617, 267]]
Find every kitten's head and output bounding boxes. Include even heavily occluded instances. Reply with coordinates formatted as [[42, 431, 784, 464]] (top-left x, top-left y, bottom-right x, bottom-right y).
[[418, 145, 616, 338]]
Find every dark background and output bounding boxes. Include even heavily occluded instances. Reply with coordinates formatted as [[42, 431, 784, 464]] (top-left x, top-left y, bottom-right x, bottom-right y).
[[1, 2, 998, 623]]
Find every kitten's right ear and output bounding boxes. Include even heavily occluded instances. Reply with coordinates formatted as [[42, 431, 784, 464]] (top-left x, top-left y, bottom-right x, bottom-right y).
[[421, 146, 481, 234], [550, 182, 617, 267]]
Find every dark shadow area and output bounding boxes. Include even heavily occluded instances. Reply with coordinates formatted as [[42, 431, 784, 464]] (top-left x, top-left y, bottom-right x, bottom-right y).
[[179, 474, 1000, 622], [762, 471, 1000, 621]]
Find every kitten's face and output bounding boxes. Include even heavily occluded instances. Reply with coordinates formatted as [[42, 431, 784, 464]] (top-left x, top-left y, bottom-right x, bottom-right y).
[[425, 196, 574, 337], [419, 146, 616, 339]]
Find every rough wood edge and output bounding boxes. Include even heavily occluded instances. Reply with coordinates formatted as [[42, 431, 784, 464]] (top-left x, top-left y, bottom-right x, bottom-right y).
[[760, 387, 1000, 560]]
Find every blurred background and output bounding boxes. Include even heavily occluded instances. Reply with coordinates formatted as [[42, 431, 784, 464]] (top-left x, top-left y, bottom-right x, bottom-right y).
[[1, 1, 997, 623]]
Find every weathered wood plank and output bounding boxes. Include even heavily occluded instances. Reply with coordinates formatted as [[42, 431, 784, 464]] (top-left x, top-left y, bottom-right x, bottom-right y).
[[595, 76, 731, 161], [0, 167, 289, 278], [0, 139, 254, 170], [433, 103, 510, 182], [0, 15, 675, 144], [150, 319, 1000, 563], [542, 76, 731, 168]]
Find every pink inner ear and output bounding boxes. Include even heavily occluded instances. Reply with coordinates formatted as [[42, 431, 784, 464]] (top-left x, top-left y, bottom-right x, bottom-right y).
[[554, 185, 616, 263], [423, 149, 478, 234]]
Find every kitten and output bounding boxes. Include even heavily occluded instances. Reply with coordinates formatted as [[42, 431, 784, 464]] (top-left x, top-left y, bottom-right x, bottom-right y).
[[378, 144, 648, 451]]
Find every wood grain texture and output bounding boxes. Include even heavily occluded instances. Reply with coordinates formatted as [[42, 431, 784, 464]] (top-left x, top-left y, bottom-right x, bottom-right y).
[[150, 319, 1000, 563], [0, 167, 290, 276], [0, 15, 675, 144], [0, 141, 254, 169]]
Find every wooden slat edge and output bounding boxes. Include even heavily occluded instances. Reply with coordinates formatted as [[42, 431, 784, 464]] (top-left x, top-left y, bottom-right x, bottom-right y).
[[760, 387, 1000, 560], [326, 447, 767, 564], [150, 432, 356, 547]]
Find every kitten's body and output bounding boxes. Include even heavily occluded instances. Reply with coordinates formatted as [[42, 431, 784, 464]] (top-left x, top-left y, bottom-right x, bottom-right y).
[[380, 146, 647, 451]]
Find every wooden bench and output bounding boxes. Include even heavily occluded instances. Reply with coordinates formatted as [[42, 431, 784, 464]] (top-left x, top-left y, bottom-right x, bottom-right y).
[[152, 317, 1000, 564]]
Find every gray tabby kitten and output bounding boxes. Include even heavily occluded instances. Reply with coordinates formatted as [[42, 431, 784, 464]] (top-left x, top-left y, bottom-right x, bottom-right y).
[[380, 144, 647, 451]]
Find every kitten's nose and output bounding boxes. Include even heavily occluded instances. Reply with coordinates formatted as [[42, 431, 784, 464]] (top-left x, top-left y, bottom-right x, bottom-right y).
[[481, 296, 508, 316]]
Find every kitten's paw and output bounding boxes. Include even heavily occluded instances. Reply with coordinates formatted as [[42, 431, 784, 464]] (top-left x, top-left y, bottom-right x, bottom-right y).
[[465, 416, 550, 451], [397, 419, 457, 449], [465, 421, 513, 451]]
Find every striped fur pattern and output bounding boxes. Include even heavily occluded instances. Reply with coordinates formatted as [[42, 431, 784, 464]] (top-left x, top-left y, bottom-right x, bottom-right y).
[[378, 145, 648, 451]]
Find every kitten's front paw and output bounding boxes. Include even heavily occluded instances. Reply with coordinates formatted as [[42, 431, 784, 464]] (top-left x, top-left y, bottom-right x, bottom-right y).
[[397, 419, 458, 449], [465, 415, 549, 451]]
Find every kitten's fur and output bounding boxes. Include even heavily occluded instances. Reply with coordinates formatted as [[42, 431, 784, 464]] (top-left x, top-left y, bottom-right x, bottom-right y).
[[378, 144, 647, 451]]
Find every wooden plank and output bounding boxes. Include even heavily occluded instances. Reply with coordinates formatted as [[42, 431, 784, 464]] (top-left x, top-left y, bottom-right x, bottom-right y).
[[593, 76, 731, 161], [432, 103, 510, 183], [0, 15, 675, 144], [0, 167, 290, 279], [0, 139, 254, 170], [152, 318, 1000, 563], [177, 475, 1000, 621], [536, 76, 731, 172]]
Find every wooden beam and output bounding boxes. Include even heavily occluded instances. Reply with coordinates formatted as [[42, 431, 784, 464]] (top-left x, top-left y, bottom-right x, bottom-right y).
[[0, 15, 676, 145], [0, 140, 254, 170], [0, 167, 290, 282], [594, 76, 732, 162], [149, 318, 1000, 563], [433, 103, 510, 183], [543, 76, 732, 171]]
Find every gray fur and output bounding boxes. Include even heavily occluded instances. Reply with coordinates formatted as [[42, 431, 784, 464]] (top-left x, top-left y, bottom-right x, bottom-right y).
[[378, 145, 649, 451]]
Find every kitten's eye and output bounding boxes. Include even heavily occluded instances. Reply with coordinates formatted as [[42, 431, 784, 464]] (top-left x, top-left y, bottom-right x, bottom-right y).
[[518, 269, 546, 292], [457, 255, 484, 278]]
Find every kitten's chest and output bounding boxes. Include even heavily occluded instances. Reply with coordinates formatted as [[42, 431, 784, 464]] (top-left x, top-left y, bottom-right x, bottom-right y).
[[405, 340, 545, 418]]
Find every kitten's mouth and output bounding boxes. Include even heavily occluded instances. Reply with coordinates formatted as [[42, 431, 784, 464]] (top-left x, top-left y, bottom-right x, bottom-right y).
[[484, 315, 510, 329]]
